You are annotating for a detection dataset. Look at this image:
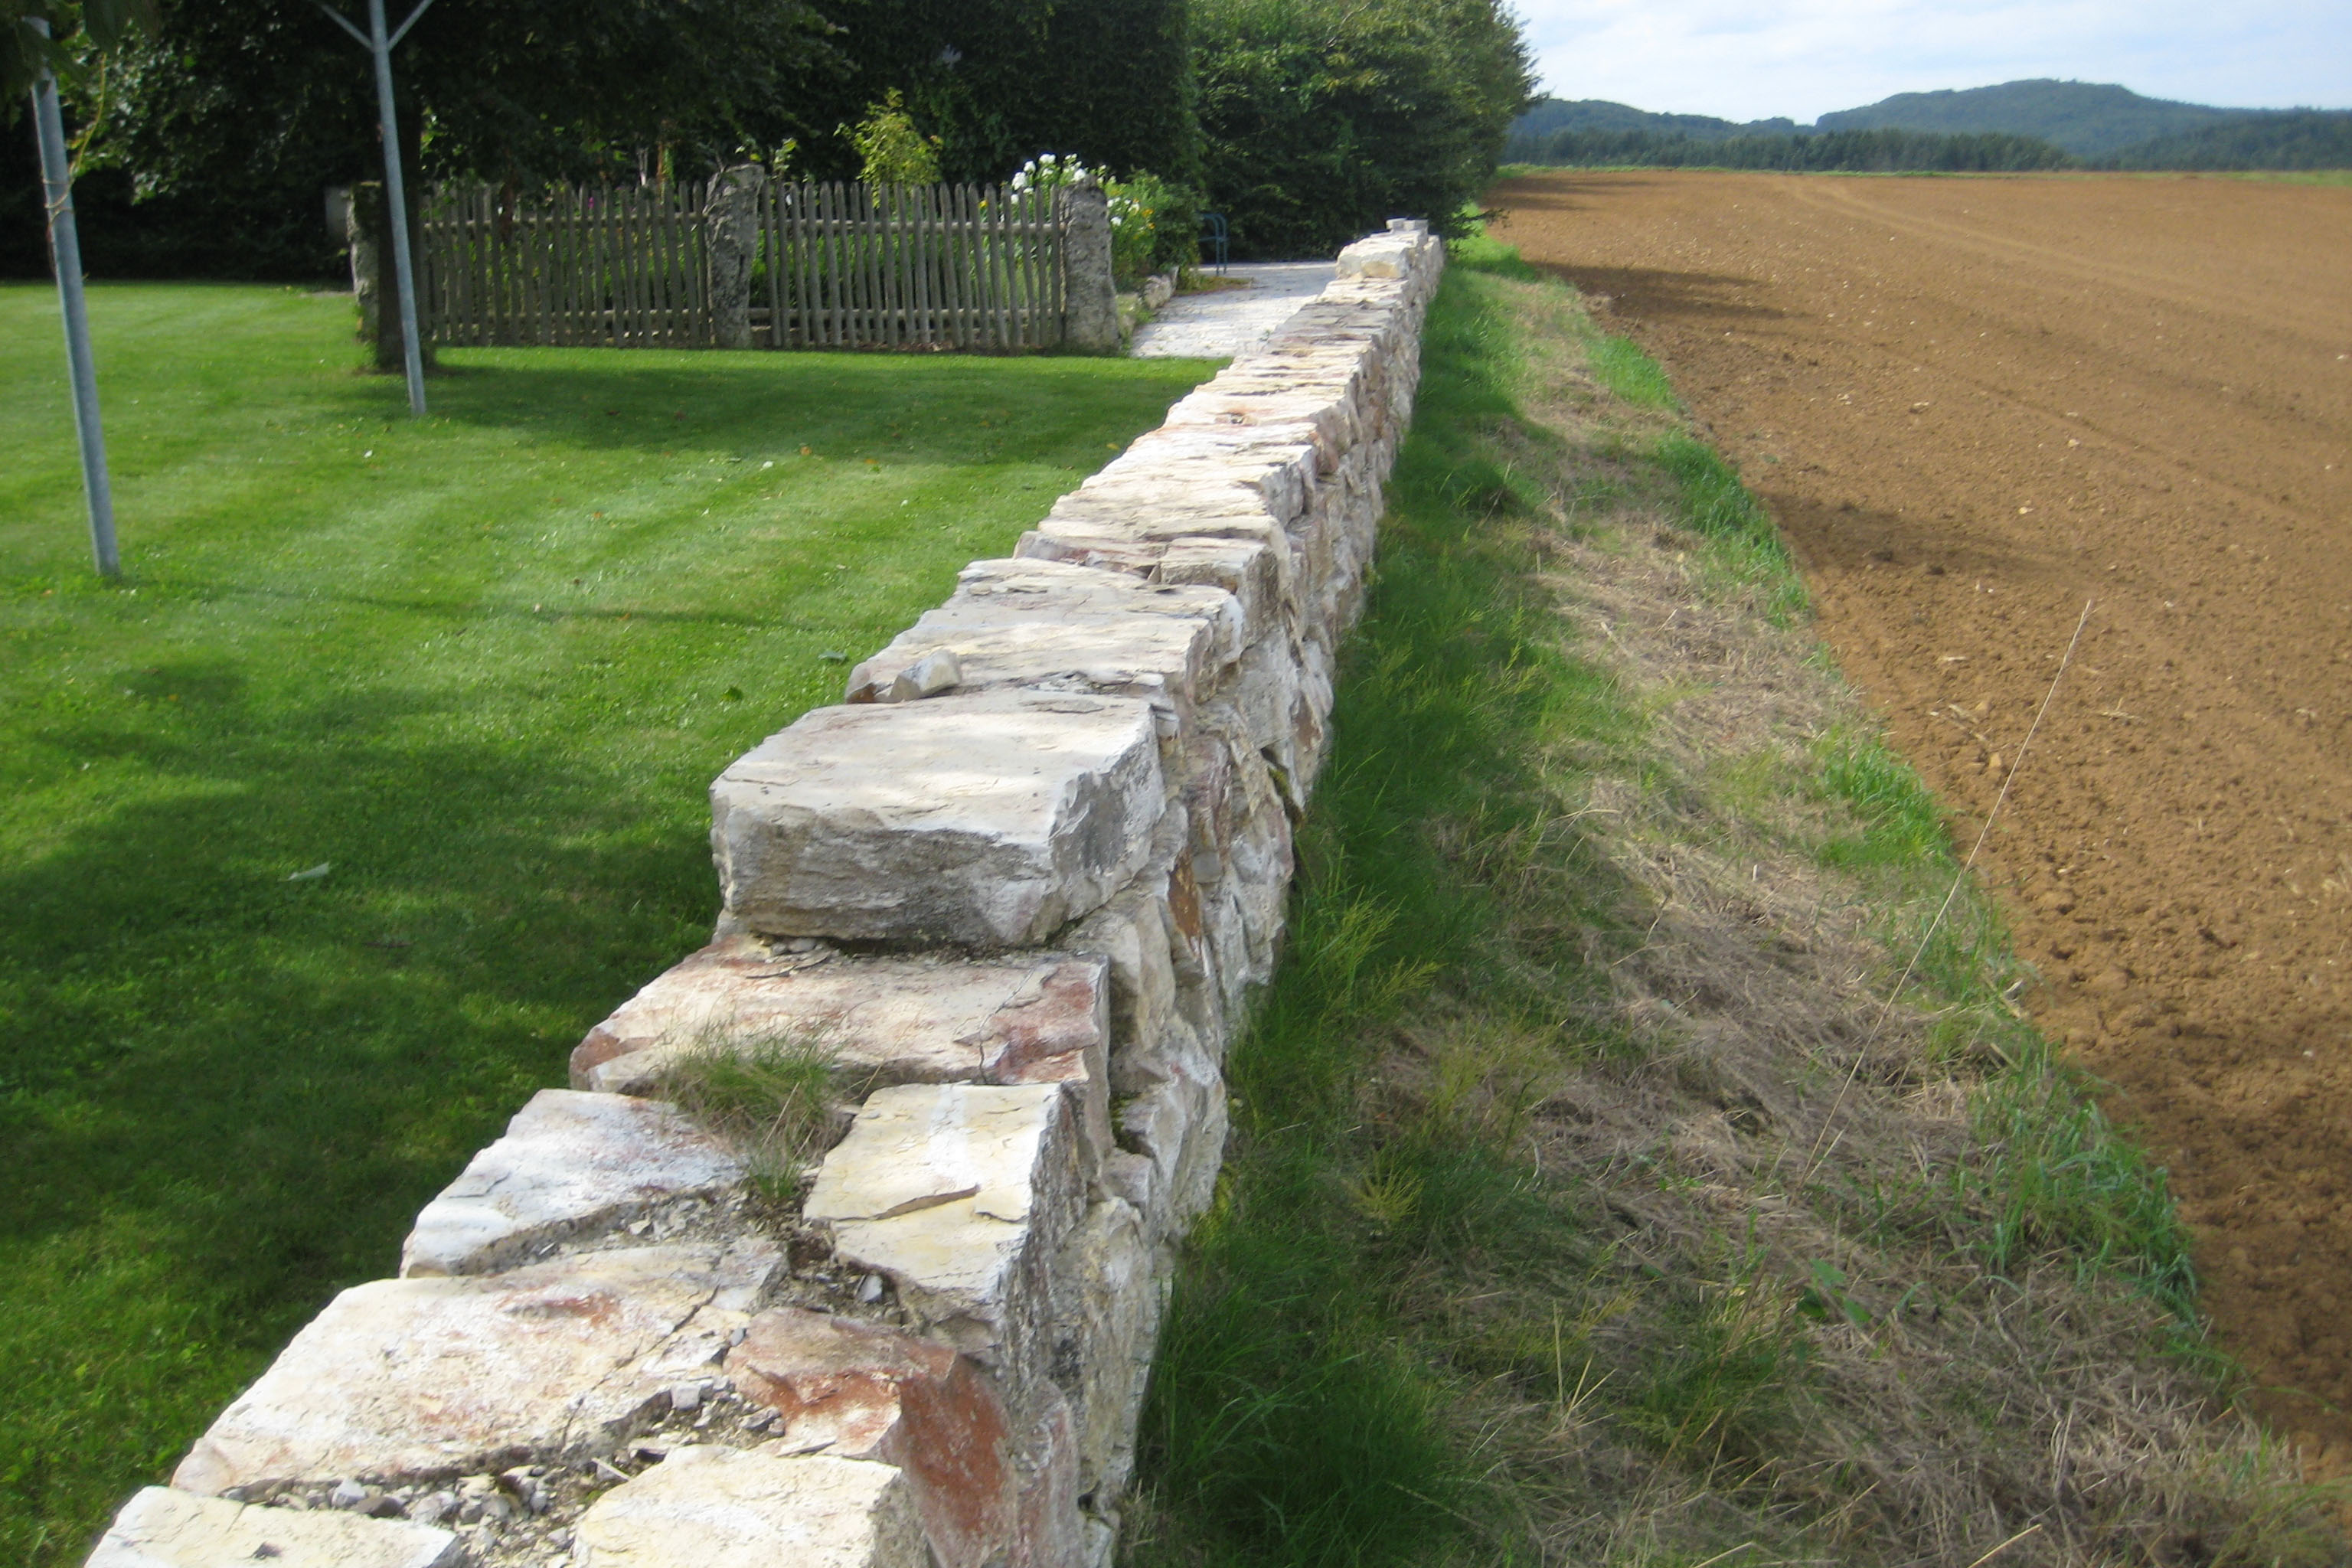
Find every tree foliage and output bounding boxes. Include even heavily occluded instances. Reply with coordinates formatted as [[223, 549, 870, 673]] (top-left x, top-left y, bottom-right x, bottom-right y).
[[1513, 126, 2076, 174], [2102, 110, 2352, 172], [3, 0, 155, 105], [8, 0, 839, 277], [6, 0, 1206, 279], [846, 88, 939, 184], [1192, 0, 1533, 260], [799, 0, 1195, 185]]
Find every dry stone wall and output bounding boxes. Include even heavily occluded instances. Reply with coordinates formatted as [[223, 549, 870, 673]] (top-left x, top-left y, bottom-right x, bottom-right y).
[[87, 222, 1444, 1568]]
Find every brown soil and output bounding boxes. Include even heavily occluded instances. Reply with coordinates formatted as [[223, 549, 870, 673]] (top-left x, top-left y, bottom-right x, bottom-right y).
[[1492, 170, 2352, 1471]]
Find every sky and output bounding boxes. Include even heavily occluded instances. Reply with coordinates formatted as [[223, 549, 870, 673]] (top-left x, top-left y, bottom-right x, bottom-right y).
[[1518, 0, 2352, 123]]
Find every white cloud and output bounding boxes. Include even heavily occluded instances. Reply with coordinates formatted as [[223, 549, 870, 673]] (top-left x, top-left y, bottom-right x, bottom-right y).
[[1520, 0, 2352, 122]]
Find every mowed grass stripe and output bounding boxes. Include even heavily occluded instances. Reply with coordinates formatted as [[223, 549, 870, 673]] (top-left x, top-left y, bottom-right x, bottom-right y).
[[0, 279, 1217, 1565]]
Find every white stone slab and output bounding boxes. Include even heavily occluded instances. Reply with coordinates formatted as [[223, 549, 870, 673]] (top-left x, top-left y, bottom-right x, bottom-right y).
[[400, 1090, 743, 1277], [85, 1488, 462, 1568], [710, 691, 1164, 948], [173, 1240, 779, 1494], [1014, 523, 1291, 648], [805, 1085, 1083, 1400], [570, 937, 1112, 1161], [845, 559, 1243, 730], [573, 1446, 928, 1568]]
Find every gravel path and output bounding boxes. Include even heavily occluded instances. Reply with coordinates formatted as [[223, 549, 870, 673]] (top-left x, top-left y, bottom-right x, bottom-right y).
[[1130, 261, 1337, 358]]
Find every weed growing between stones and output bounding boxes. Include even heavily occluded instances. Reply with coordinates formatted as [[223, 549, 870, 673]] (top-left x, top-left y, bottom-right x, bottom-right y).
[[1122, 245, 2344, 1564], [651, 1034, 855, 1205]]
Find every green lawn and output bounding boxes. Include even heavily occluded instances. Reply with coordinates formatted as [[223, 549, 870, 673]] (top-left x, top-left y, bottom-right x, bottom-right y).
[[0, 280, 1216, 1563]]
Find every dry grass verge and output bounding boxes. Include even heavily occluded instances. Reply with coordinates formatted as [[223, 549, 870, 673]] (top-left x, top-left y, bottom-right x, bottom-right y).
[[1124, 244, 2344, 1566]]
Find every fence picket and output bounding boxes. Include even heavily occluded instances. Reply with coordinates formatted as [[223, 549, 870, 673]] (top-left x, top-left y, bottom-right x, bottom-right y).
[[415, 173, 1076, 354]]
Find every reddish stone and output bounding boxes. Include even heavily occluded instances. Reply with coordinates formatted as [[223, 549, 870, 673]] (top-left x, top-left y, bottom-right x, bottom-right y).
[[728, 1309, 1014, 1568]]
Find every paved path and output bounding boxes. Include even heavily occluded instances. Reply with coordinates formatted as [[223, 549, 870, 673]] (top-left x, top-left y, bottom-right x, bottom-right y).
[[1130, 261, 1336, 359]]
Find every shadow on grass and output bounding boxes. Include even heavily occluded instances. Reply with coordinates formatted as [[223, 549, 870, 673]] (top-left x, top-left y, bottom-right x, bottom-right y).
[[403, 352, 1223, 470], [0, 674, 718, 1559]]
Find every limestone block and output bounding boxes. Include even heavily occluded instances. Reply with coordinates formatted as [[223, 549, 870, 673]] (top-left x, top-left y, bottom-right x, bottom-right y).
[[1016, 514, 1294, 648], [845, 559, 1243, 731], [1334, 246, 1410, 279], [1062, 884, 1181, 1099], [1221, 749, 1297, 984], [573, 1446, 927, 1568], [1219, 634, 1318, 781], [1049, 1199, 1158, 1501], [710, 692, 1163, 948], [1115, 1034, 1227, 1242], [400, 1090, 742, 1277], [1171, 379, 1363, 453], [805, 1085, 1084, 1402], [727, 1309, 1013, 1568], [570, 936, 1111, 1167], [1087, 443, 1315, 525], [1010, 1386, 1085, 1568], [173, 1240, 779, 1494], [85, 1488, 462, 1568], [1103, 449, 1318, 527]]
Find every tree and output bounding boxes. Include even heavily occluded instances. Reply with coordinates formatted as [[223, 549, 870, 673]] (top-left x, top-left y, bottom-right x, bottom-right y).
[[3, 0, 154, 104], [1192, 0, 1533, 257], [802, 0, 1197, 185], [2, 0, 837, 279]]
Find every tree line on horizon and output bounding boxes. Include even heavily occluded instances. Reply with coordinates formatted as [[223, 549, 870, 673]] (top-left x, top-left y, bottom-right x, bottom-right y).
[[3, 0, 1534, 279], [1508, 126, 2073, 174], [1504, 83, 2352, 174]]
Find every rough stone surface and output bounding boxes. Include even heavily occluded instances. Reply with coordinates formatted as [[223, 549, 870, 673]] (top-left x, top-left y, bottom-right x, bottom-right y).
[[86, 1488, 462, 1568], [400, 1090, 742, 1277], [572, 1446, 928, 1568], [710, 691, 1164, 947], [1050, 1200, 1158, 1501], [845, 559, 1244, 731], [570, 936, 1111, 1162], [805, 1085, 1083, 1403], [173, 1241, 779, 1494], [728, 1309, 1014, 1568], [1010, 1387, 1086, 1568]]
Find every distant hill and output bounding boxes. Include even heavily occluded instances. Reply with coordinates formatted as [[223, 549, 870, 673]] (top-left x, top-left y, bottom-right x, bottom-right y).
[[2106, 110, 2352, 170], [1815, 80, 2265, 158], [1508, 97, 1798, 152], [1508, 83, 2352, 172]]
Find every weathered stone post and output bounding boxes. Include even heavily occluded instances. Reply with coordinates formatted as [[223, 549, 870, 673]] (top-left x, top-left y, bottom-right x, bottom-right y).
[[346, 181, 434, 374], [707, 165, 767, 350], [1061, 181, 1119, 354]]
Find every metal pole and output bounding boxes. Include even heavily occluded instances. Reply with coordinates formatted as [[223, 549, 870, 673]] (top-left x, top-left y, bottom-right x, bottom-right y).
[[28, 18, 120, 577], [368, 0, 427, 415]]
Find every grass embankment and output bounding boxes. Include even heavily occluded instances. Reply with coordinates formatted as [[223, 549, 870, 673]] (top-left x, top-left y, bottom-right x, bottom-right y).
[[1122, 247, 2340, 1563], [0, 280, 1217, 1564]]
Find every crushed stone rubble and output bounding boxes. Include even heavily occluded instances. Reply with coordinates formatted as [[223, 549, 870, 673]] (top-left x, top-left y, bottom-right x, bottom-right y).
[[90, 221, 1442, 1568]]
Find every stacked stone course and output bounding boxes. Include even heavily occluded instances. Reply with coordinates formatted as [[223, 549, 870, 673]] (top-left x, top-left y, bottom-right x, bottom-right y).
[[87, 223, 1443, 1568]]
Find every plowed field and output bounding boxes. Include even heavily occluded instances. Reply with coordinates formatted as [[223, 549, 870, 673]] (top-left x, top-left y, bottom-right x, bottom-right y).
[[1491, 170, 2352, 1468]]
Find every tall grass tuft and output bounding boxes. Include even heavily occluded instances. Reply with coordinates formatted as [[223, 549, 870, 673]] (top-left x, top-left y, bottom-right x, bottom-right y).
[[652, 1035, 844, 1204]]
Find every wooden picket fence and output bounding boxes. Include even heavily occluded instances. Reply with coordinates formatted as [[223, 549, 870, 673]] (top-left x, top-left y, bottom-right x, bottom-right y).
[[761, 181, 1067, 351], [414, 178, 1075, 352], [418, 183, 714, 349]]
